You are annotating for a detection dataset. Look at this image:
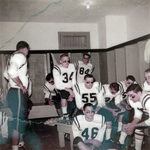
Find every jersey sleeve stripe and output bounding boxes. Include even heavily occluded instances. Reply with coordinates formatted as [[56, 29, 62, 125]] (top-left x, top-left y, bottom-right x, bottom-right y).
[[73, 116, 81, 130], [74, 84, 80, 94], [19, 60, 27, 69], [102, 86, 106, 95], [142, 94, 150, 109], [118, 82, 124, 94], [53, 65, 61, 74]]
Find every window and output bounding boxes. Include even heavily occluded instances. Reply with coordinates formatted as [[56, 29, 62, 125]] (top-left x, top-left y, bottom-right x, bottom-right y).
[[58, 32, 90, 49]]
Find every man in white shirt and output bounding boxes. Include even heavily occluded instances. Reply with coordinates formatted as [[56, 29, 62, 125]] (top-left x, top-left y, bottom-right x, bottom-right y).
[[74, 53, 94, 83], [3, 41, 30, 150]]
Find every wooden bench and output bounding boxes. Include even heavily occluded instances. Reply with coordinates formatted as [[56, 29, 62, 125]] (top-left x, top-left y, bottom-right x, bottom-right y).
[[28, 103, 58, 119]]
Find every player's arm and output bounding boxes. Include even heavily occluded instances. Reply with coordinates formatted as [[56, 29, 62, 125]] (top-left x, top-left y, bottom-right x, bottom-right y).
[[72, 116, 83, 139], [73, 84, 84, 110], [134, 100, 150, 128], [126, 108, 142, 135], [115, 94, 126, 112], [53, 66, 65, 90], [8, 55, 27, 93]]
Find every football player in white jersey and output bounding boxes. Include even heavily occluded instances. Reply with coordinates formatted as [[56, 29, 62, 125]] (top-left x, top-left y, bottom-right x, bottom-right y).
[[98, 82, 124, 142], [73, 74, 103, 115], [74, 53, 95, 83], [142, 68, 150, 92], [117, 76, 136, 132], [72, 103, 106, 150], [3, 41, 30, 150], [125, 84, 150, 150], [44, 73, 62, 117], [53, 54, 76, 123]]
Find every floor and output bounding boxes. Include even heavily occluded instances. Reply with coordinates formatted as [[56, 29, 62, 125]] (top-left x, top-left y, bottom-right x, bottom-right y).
[[0, 118, 150, 150], [0, 118, 70, 150]]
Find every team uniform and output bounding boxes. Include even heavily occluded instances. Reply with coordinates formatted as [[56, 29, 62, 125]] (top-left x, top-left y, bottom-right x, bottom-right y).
[[142, 81, 150, 92], [117, 81, 128, 99], [53, 63, 76, 98], [72, 114, 106, 150], [74, 60, 95, 83], [126, 92, 150, 150], [73, 82, 104, 110], [3, 52, 29, 133], [44, 81, 61, 109], [101, 84, 122, 107], [53, 63, 76, 118]]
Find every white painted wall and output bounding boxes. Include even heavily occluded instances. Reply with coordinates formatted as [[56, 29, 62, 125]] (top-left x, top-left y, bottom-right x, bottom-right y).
[[126, 4, 150, 41], [105, 15, 127, 48], [0, 22, 99, 50]]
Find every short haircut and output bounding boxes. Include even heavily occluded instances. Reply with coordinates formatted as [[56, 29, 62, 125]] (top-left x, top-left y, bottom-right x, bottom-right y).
[[83, 103, 94, 110], [46, 73, 53, 81], [60, 53, 69, 60], [109, 82, 120, 92], [16, 41, 30, 51], [83, 53, 91, 59], [84, 74, 95, 82], [126, 75, 136, 82], [126, 84, 143, 93], [145, 68, 150, 73]]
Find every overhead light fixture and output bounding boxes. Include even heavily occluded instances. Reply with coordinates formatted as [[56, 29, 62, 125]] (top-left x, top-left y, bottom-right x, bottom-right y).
[[86, 2, 90, 9]]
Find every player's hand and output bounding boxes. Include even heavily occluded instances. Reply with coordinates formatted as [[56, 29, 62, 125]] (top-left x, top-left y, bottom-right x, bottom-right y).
[[20, 86, 27, 94], [126, 123, 135, 135], [89, 145, 96, 150], [112, 109, 118, 116], [49, 99, 54, 106], [126, 104, 132, 110], [84, 139, 101, 147], [67, 96, 73, 101]]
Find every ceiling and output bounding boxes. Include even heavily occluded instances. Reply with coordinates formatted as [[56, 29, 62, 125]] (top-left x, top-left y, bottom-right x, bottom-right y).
[[0, 0, 149, 23]]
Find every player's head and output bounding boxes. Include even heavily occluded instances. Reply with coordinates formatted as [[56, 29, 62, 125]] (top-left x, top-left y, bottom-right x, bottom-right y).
[[60, 53, 70, 68], [109, 82, 120, 95], [83, 53, 91, 64], [16, 41, 30, 56], [125, 75, 136, 88], [144, 68, 150, 85], [84, 74, 95, 89], [126, 84, 142, 103], [83, 103, 95, 121], [46, 73, 54, 85]]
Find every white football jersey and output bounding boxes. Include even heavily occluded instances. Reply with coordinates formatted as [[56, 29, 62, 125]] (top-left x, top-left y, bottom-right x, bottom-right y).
[[101, 84, 123, 105], [127, 91, 150, 125], [44, 81, 57, 99], [73, 82, 104, 109], [53, 63, 76, 90], [72, 114, 106, 142], [142, 81, 150, 92], [3, 52, 29, 89], [74, 60, 94, 83]]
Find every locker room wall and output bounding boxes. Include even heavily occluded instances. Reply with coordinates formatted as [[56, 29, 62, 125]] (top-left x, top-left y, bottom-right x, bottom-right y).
[[107, 39, 150, 85], [28, 54, 45, 103]]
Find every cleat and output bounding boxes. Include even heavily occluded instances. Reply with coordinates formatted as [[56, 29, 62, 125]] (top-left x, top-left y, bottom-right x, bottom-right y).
[[59, 114, 71, 124], [19, 141, 25, 148]]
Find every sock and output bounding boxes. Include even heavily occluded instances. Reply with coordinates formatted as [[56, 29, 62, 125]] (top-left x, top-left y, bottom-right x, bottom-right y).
[[12, 145, 18, 150], [62, 106, 67, 114], [106, 128, 111, 140], [119, 132, 127, 144], [118, 122, 122, 132], [135, 129, 144, 150]]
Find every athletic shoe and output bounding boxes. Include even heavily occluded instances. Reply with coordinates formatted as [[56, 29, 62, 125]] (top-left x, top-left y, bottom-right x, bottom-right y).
[[19, 141, 25, 148], [59, 113, 71, 124]]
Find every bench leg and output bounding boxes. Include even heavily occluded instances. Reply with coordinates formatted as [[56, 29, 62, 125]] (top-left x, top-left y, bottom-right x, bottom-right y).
[[70, 132, 74, 150], [58, 132, 65, 147]]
